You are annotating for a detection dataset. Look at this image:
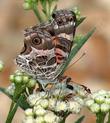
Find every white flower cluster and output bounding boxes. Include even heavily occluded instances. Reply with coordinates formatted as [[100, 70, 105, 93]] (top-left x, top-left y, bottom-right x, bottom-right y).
[[22, 83, 89, 123], [85, 90, 110, 113], [23, 109, 62, 123], [27, 91, 82, 114]]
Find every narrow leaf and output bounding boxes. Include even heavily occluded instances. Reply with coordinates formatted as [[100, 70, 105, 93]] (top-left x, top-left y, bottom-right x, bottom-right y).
[[0, 87, 12, 98], [40, 0, 47, 10], [75, 116, 85, 123], [61, 27, 96, 74], [52, 5, 57, 13], [0, 87, 30, 110], [5, 95, 24, 123], [76, 17, 86, 27], [42, 9, 47, 16]]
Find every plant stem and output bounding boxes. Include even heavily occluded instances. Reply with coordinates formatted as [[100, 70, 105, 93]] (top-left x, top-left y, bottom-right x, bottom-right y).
[[8, 101, 15, 114], [5, 95, 23, 123], [60, 117, 66, 123], [32, 4, 43, 23], [96, 112, 106, 123], [5, 101, 15, 123], [5, 101, 16, 123]]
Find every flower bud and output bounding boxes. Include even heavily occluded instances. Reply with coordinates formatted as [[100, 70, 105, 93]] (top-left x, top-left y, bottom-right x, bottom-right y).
[[27, 94, 38, 106], [23, 76, 29, 84], [95, 96, 105, 104], [85, 99, 94, 107], [101, 103, 110, 113], [90, 103, 100, 113], [73, 7, 81, 20], [44, 112, 58, 123], [35, 116, 44, 123], [25, 108, 33, 116], [55, 101, 67, 112], [105, 98, 110, 104], [48, 98, 57, 110], [74, 96, 84, 106], [9, 75, 15, 83], [68, 101, 81, 113], [77, 89, 86, 97], [91, 92, 99, 99], [22, 116, 34, 123], [23, 3, 32, 10], [74, 35, 83, 43], [35, 106, 46, 116], [14, 75, 23, 84], [40, 99, 49, 109], [27, 79, 36, 88]]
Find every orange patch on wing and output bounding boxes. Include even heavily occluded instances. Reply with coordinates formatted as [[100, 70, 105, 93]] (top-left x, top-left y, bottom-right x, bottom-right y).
[[52, 36, 60, 46]]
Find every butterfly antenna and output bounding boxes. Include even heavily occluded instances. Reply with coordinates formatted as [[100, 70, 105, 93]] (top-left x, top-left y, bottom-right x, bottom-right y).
[[66, 52, 86, 70]]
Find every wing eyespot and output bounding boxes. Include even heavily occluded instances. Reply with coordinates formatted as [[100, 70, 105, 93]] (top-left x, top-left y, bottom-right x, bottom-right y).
[[32, 37, 42, 45]]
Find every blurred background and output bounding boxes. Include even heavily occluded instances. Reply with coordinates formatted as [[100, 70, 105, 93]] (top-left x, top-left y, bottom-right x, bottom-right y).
[[0, 0, 110, 122]]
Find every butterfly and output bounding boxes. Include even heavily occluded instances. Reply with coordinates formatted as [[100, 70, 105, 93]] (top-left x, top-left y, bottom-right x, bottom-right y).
[[15, 9, 91, 93]]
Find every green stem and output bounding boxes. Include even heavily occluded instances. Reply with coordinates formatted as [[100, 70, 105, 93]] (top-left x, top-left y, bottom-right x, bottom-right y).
[[106, 111, 110, 123], [8, 101, 15, 113], [5, 101, 15, 123], [59, 113, 70, 123], [96, 112, 106, 123], [47, 1, 52, 20], [5, 96, 23, 123], [60, 117, 66, 123], [32, 4, 43, 23]]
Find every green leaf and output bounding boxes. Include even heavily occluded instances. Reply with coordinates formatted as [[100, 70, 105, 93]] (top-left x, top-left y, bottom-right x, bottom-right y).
[[75, 116, 85, 123], [42, 9, 47, 16], [76, 17, 86, 27], [40, 0, 47, 9], [0, 87, 13, 98], [52, 4, 57, 13], [32, 4, 44, 22], [60, 27, 96, 74], [0, 87, 30, 110], [5, 95, 25, 123]]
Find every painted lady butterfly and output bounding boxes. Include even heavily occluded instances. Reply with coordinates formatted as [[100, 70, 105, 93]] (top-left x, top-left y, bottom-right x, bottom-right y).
[[15, 9, 90, 92]]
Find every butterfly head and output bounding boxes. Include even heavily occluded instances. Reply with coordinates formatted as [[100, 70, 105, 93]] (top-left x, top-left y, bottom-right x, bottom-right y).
[[52, 10, 76, 35]]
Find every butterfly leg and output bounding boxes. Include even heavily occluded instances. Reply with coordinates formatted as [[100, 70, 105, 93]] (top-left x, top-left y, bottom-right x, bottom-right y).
[[58, 76, 91, 94], [58, 76, 72, 84]]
